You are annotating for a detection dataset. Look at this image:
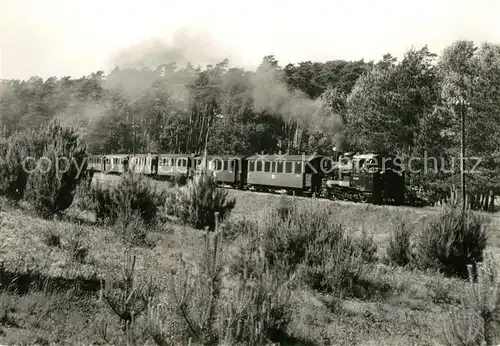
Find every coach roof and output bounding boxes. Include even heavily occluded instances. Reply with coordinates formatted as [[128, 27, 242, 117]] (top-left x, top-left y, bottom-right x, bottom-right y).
[[157, 153, 190, 158], [193, 154, 248, 160], [246, 154, 323, 161]]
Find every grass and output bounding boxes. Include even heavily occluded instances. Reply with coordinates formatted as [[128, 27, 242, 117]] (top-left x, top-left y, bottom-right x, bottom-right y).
[[1, 174, 500, 345]]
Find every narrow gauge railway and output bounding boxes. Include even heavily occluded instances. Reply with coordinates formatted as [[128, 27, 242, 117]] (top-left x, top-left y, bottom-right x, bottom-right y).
[[86, 151, 407, 206]]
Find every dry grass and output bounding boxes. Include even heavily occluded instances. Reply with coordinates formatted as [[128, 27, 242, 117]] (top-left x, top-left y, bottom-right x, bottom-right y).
[[1, 177, 500, 345]]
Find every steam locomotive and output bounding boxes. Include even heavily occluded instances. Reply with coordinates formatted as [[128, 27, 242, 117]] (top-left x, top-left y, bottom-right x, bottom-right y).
[[86, 151, 406, 205]]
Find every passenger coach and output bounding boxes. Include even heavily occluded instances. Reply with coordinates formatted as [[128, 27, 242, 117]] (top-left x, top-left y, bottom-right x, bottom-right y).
[[103, 154, 129, 174], [194, 155, 248, 188], [87, 154, 104, 172], [157, 154, 193, 180], [129, 153, 157, 175], [246, 154, 324, 196]]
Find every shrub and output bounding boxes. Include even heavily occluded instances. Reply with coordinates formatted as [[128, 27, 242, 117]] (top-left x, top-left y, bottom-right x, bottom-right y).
[[442, 252, 500, 346], [218, 262, 292, 345], [72, 169, 95, 210], [386, 218, 414, 267], [227, 219, 264, 279], [220, 217, 258, 244], [167, 173, 236, 231], [87, 172, 166, 226], [63, 225, 89, 263], [260, 200, 364, 296], [101, 249, 160, 329], [0, 129, 46, 201], [147, 227, 293, 346], [113, 210, 159, 247], [164, 229, 224, 345], [416, 205, 489, 279], [355, 228, 378, 263], [23, 121, 88, 217]]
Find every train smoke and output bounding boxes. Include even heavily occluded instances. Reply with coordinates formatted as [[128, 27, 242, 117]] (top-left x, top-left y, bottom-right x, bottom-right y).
[[67, 26, 345, 152], [108, 27, 237, 71], [250, 58, 345, 151]]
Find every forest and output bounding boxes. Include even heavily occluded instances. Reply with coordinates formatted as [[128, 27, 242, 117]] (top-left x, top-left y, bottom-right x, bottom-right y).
[[1, 40, 499, 203]]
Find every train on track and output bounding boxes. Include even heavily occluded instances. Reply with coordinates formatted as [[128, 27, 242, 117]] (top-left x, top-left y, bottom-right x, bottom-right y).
[[86, 151, 406, 205]]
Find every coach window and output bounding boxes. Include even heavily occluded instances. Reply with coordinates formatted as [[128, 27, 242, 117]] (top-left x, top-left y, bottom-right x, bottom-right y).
[[256, 160, 262, 172], [285, 162, 292, 173], [264, 161, 271, 172], [294, 162, 302, 174], [223, 160, 229, 170], [249, 161, 255, 172], [276, 162, 283, 173]]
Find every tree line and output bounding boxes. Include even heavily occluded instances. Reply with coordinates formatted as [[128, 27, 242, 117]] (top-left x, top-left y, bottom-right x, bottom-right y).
[[1, 40, 499, 205]]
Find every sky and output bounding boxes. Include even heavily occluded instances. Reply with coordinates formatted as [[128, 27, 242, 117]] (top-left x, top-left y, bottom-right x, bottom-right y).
[[1, 0, 499, 80]]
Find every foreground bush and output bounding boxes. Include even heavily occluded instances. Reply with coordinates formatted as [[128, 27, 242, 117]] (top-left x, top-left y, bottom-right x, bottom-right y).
[[86, 173, 166, 226], [146, 228, 293, 345], [249, 198, 365, 296], [443, 252, 500, 346], [166, 173, 236, 231], [386, 217, 414, 267], [24, 121, 88, 217], [0, 129, 46, 201], [416, 205, 488, 279]]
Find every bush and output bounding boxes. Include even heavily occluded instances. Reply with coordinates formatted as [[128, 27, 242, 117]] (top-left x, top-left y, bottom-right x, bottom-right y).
[[442, 252, 500, 346], [219, 217, 258, 244], [355, 228, 378, 263], [23, 121, 88, 217], [113, 210, 160, 247], [72, 169, 95, 210], [102, 249, 160, 329], [0, 129, 47, 201], [260, 200, 364, 296], [416, 205, 489, 279], [87, 173, 166, 226], [298, 228, 364, 296], [166, 173, 236, 231], [386, 218, 414, 267], [227, 219, 264, 279], [147, 228, 293, 346]]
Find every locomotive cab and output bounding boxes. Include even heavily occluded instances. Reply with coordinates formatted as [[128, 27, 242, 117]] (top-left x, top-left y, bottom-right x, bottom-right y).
[[322, 153, 405, 205]]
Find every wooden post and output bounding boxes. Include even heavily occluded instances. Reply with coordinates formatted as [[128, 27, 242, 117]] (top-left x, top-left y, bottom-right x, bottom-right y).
[[214, 212, 219, 232], [460, 99, 466, 211]]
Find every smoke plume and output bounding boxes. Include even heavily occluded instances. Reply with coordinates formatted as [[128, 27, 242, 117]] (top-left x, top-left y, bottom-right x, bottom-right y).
[[250, 58, 345, 150], [108, 27, 238, 70]]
